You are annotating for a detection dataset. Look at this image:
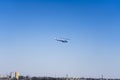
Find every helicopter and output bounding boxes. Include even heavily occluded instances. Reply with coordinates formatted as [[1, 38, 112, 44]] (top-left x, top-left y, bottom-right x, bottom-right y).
[[55, 38, 70, 43]]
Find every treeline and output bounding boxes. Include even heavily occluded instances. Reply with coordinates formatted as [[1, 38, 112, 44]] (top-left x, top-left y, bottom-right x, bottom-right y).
[[19, 76, 66, 80], [18, 76, 120, 80]]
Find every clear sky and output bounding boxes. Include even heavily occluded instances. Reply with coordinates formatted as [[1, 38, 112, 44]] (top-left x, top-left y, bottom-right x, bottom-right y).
[[0, 0, 120, 78]]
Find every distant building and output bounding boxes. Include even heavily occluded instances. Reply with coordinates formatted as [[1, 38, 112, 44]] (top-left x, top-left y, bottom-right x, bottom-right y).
[[10, 72, 15, 78], [9, 72, 19, 80], [0, 74, 9, 78], [15, 72, 19, 80]]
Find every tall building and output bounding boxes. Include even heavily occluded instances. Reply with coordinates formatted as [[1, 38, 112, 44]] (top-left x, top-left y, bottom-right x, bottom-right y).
[[10, 72, 15, 78], [15, 72, 19, 80]]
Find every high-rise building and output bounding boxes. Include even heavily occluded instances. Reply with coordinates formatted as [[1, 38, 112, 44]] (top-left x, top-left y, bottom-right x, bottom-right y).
[[15, 72, 19, 80]]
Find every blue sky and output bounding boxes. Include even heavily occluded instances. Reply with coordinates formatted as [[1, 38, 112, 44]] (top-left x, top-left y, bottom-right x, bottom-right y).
[[0, 0, 120, 78]]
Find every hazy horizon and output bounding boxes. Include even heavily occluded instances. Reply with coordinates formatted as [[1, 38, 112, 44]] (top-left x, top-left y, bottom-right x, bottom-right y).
[[0, 0, 120, 78]]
